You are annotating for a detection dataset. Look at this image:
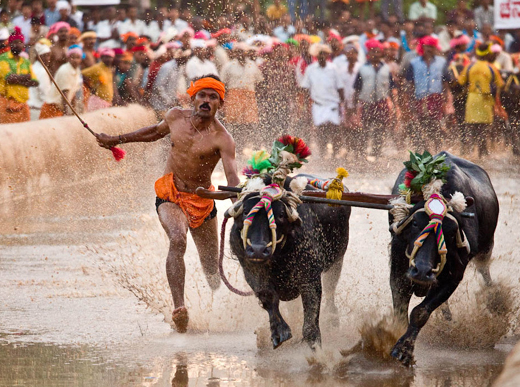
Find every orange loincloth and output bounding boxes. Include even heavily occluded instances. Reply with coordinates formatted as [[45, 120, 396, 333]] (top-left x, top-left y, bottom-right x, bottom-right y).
[[39, 103, 64, 119], [155, 173, 215, 229], [0, 95, 30, 123]]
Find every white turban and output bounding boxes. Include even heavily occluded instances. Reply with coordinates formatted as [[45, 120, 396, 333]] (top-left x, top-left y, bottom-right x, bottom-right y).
[[35, 42, 51, 56], [57, 1, 71, 13], [0, 27, 9, 41], [190, 39, 206, 49]]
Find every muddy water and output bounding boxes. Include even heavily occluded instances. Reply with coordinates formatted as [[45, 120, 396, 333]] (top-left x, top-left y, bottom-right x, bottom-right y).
[[1, 151, 519, 386]]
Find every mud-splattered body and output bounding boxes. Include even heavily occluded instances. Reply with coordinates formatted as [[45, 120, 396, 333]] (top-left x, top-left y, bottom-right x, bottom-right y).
[[230, 175, 351, 349], [388, 152, 500, 365]]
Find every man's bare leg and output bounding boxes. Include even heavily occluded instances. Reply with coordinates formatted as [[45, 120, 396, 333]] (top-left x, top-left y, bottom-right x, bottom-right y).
[[158, 202, 190, 332], [190, 216, 220, 291]]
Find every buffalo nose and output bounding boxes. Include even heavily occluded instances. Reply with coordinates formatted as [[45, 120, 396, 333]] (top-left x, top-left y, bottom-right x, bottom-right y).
[[246, 243, 272, 260], [408, 266, 436, 284]]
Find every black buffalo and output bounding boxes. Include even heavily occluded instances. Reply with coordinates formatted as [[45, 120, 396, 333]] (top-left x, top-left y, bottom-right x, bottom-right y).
[[228, 175, 351, 349], [389, 152, 499, 365]]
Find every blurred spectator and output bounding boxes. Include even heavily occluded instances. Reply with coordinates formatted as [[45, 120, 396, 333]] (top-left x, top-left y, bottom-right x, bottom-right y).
[[405, 36, 447, 150], [212, 28, 231, 71], [381, 0, 403, 23], [12, 2, 32, 43], [474, 0, 494, 31], [56, 1, 78, 29], [0, 27, 38, 123], [85, 7, 100, 33], [82, 48, 115, 111], [186, 40, 219, 82], [114, 51, 140, 105], [302, 43, 344, 156], [49, 22, 70, 75], [80, 31, 97, 68], [68, 27, 80, 46], [409, 0, 437, 21], [31, 0, 45, 25], [40, 45, 82, 119], [167, 6, 189, 32], [118, 6, 144, 36], [458, 43, 504, 156], [0, 10, 13, 31], [220, 43, 263, 148], [354, 39, 395, 157], [149, 44, 180, 116], [97, 7, 120, 49], [273, 13, 295, 42], [28, 41, 51, 120], [70, 4, 83, 30], [266, 0, 288, 22], [44, 0, 59, 27], [447, 0, 474, 23]]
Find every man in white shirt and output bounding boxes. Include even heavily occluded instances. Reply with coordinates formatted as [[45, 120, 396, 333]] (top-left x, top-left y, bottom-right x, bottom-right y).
[[28, 42, 51, 120], [117, 5, 145, 36], [409, 0, 437, 21], [273, 13, 295, 42], [12, 2, 32, 44], [301, 43, 345, 157], [186, 39, 219, 83], [150, 44, 180, 117], [97, 7, 120, 49], [168, 6, 188, 32], [474, 0, 494, 30], [220, 43, 263, 150]]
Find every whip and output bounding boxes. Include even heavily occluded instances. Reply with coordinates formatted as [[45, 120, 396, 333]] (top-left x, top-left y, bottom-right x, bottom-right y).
[[36, 53, 126, 161]]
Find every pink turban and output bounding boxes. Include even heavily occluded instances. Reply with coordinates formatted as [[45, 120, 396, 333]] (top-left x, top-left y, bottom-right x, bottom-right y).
[[47, 21, 71, 38], [8, 26, 24, 43], [98, 48, 115, 58], [67, 47, 82, 57], [449, 34, 471, 49], [365, 38, 384, 51]]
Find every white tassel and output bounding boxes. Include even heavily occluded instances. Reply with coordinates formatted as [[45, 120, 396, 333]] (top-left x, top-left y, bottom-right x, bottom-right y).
[[289, 176, 308, 195], [243, 177, 265, 193], [389, 197, 413, 224], [449, 191, 467, 212]]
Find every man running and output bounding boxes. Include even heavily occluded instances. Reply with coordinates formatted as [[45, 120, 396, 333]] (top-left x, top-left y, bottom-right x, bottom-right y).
[[95, 75, 240, 333]]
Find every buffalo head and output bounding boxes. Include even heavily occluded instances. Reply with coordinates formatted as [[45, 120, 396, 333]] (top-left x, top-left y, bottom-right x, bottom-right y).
[[391, 193, 470, 285], [226, 183, 302, 263]]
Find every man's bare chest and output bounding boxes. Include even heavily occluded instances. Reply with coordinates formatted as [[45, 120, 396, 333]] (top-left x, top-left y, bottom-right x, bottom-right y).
[[170, 133, 220, 162]]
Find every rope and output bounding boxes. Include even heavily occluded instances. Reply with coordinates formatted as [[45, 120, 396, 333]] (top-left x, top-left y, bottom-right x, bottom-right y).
[[219, 217, 254, 297], [244, 193, 276, 231]]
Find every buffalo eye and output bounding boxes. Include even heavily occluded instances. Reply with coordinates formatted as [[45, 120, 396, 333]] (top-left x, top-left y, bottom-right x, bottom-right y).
[[412, 219, 418, 227]]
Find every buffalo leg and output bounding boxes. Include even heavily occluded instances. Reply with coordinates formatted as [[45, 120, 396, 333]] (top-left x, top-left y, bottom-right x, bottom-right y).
[[301, 280, 322, 349], [257, 290, 292, 349], [390, 259, 413, 324], [322, 257, 343, 327], [473, 249, 493, 287], [391, 279, 460, 366]]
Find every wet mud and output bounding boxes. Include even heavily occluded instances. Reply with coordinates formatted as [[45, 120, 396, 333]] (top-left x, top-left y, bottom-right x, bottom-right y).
[[1, 144, 519, 386]]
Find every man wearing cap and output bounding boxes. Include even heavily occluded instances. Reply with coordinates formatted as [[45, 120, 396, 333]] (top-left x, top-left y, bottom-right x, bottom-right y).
[[56, 1, 78, 28], [0, 27, 39, 123], [82, 48, 115, 111], [49, 21, 70, 75], [301, 43, 345, 157], [95, 75, 240, 333], [458, 42, 504, 157], [405, 36, 448, 151], [80, 31, 97, 69], [28, 40, 51, 120], [40, 46, 82, 119]]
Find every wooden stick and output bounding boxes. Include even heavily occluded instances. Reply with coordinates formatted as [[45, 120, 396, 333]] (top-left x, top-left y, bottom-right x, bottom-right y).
[[299, 196, 394, 210]]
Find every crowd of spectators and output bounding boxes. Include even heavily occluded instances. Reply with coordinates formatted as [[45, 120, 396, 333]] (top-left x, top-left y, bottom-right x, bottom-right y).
[[0, 0, 519, 158]]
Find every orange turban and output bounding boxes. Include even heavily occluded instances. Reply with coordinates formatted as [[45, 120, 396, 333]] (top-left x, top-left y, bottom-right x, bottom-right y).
[[186, 77, 225, 101], [69, 27, 81, 37]]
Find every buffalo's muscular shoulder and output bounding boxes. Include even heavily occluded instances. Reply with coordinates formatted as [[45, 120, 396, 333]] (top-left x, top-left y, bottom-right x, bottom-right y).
[[388, 151, 499, 366], [229, 174, 351, 349]]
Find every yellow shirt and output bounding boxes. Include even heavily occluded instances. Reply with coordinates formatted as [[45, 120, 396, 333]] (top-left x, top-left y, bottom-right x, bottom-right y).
[[0, 52, 37, 103], [81, 62, 114, 102], [266, 4, 288, 20], [459, 60, 504, 124]]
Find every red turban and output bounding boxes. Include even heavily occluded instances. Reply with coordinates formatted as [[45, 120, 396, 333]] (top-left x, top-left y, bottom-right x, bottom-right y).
[[187, 77, 225, 101], [417, 36, 440, 55], [121, 32, 138, 43], [211, 28, 231, 38], [365, 38, 384, 51], [8, 27, 24, 43], [131, 45, 147, 52]]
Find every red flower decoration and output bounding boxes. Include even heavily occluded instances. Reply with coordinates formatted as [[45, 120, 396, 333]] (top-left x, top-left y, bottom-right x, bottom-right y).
[[404, 171, 417, 188]]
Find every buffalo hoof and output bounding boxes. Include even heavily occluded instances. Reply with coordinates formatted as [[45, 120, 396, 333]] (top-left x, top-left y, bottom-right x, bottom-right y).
[[271, 322, 292, 349], [441, 304, 453, 321], [391, 338, 415, 367]]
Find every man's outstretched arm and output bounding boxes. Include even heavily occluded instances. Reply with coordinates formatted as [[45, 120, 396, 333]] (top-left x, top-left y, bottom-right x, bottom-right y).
[[219, 132, 240, 188], [95, 119, 171, 149]]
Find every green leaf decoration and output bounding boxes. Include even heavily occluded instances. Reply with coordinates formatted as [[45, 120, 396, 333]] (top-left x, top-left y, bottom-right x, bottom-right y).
[[403, 151, 451, 193]]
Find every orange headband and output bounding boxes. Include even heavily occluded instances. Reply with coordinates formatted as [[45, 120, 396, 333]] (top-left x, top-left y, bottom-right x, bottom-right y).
[[186, 77, 225, 101]]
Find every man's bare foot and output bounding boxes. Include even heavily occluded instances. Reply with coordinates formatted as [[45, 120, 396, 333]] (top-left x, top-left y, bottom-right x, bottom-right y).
[[172, 307, 189, 333]]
